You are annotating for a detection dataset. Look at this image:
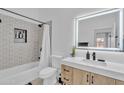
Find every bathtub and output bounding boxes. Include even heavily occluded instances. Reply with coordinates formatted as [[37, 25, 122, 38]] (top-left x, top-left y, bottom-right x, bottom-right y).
[[0, 62, 40, 85]]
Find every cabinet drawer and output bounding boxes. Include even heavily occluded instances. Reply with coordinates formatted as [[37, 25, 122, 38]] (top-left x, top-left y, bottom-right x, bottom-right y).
[[61, 64, 73, 75], [61, 74, 73, 85]]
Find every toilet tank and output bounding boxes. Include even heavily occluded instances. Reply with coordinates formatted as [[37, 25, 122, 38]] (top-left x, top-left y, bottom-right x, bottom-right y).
[[51, 55, 63, 79], [51, 55, 63, 69]]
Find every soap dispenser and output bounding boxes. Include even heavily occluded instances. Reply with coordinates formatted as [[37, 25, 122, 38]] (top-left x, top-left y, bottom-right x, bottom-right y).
[[86, 51, 90, 60]]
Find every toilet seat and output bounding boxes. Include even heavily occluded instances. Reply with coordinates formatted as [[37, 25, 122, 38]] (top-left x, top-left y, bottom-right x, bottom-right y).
[[39, 67, 57, 79]]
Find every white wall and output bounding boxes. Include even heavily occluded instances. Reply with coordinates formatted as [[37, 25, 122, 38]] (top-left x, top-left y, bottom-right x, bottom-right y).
[[4, 8, 124, 66], [37, 8, 104, 56], [6, 8, 106, 55], [37, 8, 124, 64]]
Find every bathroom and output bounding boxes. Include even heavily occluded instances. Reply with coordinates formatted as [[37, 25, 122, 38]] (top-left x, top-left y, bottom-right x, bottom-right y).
[[0, 8, 124, 86], [2, 0, 124, 92]]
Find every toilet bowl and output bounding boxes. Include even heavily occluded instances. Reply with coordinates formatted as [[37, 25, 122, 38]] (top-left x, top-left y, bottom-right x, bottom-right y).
[[39, 55, 62, 85], [39, 67, 57, 85]]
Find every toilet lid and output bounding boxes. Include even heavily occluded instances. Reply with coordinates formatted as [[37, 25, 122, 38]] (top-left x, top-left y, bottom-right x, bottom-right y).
[[39, 67, 57, 77]]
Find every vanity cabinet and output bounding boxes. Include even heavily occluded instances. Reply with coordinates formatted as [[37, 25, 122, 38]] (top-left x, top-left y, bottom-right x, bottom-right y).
[[115, 80, 124, 85], [72, 68, 115, 85], [61, 64, 123, 85], [73, 68, 90, 85], [90, 73, 115, 85]]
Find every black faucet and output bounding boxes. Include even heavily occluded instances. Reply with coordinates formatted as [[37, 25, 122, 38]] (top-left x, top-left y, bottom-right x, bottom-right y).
[[92, 52, 96, 60]]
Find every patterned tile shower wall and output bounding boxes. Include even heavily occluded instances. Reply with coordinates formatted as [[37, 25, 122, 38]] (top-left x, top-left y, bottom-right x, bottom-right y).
[[0, 13, 42, 70]]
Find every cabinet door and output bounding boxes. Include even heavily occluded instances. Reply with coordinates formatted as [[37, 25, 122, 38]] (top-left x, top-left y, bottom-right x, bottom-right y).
[[90, 73, 115, 85], [115, 80, 124, 85], [73, 68, 90, 85]]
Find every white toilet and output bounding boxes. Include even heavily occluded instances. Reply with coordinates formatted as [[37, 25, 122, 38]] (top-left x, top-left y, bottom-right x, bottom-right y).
[[39, 67, 57, 85], [39, 55, 62, 85]]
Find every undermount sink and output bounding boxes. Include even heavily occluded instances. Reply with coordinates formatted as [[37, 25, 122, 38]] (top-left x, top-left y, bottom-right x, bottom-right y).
[[82, 59, 107, 66], [74, 57, 124, 70], [83, 59, 105, 63], [65, 57, 107, 66]]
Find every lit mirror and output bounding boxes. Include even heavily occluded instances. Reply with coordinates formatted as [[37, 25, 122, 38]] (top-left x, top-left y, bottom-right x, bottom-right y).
[[75, 9, 123, 51]]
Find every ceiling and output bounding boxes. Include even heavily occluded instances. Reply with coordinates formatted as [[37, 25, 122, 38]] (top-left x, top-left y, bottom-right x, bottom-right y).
[[7, 8, 106, 22]]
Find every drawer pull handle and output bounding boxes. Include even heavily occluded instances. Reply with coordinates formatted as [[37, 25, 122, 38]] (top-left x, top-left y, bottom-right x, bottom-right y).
[[86, 74, 89, 82], [91, 76, 94, 84], [64, 78, 69, 81], [64, 69, 69, 72]]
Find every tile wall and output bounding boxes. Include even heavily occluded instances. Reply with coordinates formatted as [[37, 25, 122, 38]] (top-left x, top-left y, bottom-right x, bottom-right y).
[[0, 13, 42, 70]]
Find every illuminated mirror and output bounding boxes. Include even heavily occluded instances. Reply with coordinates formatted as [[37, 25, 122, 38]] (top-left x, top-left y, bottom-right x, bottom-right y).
[[75, 9, 123, 51]]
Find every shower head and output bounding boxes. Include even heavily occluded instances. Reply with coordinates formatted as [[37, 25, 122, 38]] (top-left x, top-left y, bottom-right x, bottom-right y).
[[38, 24, 42, 27], [38, 23, 46, 27]]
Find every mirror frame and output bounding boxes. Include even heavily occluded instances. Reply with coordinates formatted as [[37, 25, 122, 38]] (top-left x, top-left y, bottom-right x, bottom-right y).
[[74, 8, 124, 51]]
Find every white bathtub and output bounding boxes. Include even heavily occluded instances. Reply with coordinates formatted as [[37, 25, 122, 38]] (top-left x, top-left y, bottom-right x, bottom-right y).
[[0, 62, 40, 85]]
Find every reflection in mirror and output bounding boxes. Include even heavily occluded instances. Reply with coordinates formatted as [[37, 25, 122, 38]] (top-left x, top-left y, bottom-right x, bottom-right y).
[[94, 27, 118, 48], [75, 9, 123, 51]]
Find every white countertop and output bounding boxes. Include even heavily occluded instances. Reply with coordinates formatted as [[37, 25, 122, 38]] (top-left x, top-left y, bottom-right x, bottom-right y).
[[62, 57, 124, 81]]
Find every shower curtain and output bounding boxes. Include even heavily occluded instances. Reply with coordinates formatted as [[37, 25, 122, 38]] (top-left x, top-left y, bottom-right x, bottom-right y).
[[39, 24, 50, 70]]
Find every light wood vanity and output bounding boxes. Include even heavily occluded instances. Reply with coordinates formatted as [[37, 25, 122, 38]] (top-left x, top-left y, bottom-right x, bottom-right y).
[[61, 64, 124, 85]]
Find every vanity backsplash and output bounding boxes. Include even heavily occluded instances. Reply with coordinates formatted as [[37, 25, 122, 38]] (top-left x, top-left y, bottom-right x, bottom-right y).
[[75, 49, 124, 64]]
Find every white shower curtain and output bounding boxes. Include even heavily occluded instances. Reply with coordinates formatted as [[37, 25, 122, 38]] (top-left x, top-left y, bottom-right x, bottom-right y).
[[39, 24, 50, 70]]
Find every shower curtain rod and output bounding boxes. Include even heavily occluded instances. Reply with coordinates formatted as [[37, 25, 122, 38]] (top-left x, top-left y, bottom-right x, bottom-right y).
[[0, 8, 47, 25]]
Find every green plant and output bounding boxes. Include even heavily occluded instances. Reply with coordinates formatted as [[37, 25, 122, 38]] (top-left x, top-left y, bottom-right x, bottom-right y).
[[71, 46, 76, 57]]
